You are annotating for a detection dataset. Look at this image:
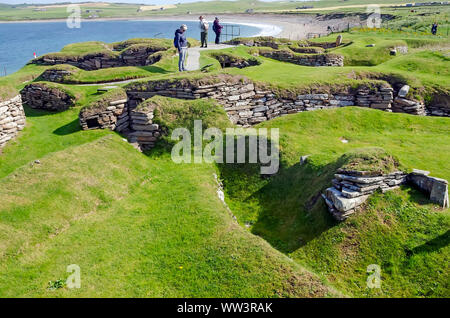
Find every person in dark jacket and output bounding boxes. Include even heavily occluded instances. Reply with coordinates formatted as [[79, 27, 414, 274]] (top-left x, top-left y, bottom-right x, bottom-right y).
[[174, 24, 188, 72], [213, 17, 223, 45], [431, 22, 438, 35]]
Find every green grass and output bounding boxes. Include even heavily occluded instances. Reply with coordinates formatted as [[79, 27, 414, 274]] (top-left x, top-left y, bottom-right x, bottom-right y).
[[218, 107, 450, 297], [0, 134, 338, 297], [0, 27, 449, 297]]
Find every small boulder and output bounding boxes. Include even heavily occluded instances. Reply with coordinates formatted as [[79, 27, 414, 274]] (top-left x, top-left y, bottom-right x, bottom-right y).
[[398, 85, 410, 98], [335, 35, 343, 47]]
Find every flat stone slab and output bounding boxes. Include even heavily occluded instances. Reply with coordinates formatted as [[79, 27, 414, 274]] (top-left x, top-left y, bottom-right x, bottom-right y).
[[325, 187, 369, 212]]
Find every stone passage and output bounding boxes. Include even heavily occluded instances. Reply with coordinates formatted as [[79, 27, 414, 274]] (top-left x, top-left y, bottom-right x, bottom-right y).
[[79, 97, 128, 131], [21, 83, 75, 111], [323, 170, 408, 221], [0, 95, 26, 149]]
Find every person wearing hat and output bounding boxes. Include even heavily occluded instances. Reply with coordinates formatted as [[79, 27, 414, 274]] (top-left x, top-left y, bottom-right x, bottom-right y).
[[199, 16, 209, 48], [213, 17, 223, 45], [174, 24, 188, 71]]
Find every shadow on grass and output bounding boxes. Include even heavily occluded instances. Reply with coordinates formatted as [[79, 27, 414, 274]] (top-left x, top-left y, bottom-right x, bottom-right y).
[[410, 230, 450, 255], [53, 118, 81, 135]]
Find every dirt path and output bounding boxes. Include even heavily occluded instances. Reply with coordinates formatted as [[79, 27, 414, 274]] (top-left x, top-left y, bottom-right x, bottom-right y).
[[185, 44, 234, 71]]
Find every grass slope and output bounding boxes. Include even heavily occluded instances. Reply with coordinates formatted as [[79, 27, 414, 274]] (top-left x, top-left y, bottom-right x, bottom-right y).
[[0, 134, 338, 297], [218, 107, 450, 297]]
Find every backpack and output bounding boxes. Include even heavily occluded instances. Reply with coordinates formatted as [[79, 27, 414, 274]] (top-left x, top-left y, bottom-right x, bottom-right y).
[[203, 21, 209, 31]]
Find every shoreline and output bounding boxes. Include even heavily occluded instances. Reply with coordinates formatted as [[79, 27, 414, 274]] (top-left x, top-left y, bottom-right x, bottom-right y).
[[0, 13, 362, 39]]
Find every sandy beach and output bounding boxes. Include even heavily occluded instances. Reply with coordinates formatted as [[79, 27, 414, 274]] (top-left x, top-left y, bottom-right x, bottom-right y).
[[0, 13, 363, 40]]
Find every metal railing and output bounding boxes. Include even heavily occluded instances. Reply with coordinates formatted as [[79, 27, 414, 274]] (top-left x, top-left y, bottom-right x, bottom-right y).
[[221, 24, 241, 42]]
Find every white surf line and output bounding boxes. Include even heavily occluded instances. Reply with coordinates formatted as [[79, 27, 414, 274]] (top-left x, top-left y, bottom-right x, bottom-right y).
[[224, 21, 283, 37]]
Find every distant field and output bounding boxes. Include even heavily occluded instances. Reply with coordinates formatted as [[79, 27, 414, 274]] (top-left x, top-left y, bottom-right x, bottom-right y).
[[0, 0, 445, 21]]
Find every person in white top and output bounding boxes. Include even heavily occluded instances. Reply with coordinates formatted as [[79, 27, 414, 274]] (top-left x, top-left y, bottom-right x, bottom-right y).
[[199, 16, 209, 48]]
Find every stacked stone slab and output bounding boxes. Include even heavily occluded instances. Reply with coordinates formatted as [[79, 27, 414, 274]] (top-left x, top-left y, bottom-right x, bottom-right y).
[[34, 48, 168, 71], [127, 77, 395, 127], [392, 97, 426, 115], [356, 87, 393, 111], [427, 104, 450, 117], [259, 49, 344, 67], [408, 169, 449, 208], [41, 68, 74, 83], [127, 103, 162, 151], [21, 83, 75, 111], [0, 95, 26, 149], [79, 98, 128, 131], [323, 170, 408, 221]]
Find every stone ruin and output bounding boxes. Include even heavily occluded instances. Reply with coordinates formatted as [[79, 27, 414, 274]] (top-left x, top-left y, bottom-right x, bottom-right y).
[[76, 74, 450, 152], [323, 170, 408, 221], [21, 83, 75, 112], [259, 49, 344, 67], [32, 42, 170, 71], [79, 95, 128, 132], [323, 168, 449, 221], [0, 95, 26, 149]]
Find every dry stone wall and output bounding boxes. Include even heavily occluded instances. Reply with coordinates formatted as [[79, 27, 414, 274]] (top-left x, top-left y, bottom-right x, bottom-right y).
[[79, 98, 128, 131], [0, 95, 26, 149], [79, 75, 449, 151], [21, 83, 75, 111], [126, 76, 394, 127], [34, 48, 167, 71], [41, 68, 74, 83], [259, 49, 344, 67], [128, 104, 162, 151]]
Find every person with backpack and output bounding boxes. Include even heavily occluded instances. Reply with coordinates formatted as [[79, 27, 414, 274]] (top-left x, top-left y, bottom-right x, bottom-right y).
[[213, 17, 223, 45], [174, 24, 188, 72], [199, 16, 209, 48]]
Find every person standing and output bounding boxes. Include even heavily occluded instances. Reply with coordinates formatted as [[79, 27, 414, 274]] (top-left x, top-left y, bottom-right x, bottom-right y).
[[213, 17, 223, 45], [199, 16, 209, 48], [431, 22, 438, 35], [174, 24, 188, 72]]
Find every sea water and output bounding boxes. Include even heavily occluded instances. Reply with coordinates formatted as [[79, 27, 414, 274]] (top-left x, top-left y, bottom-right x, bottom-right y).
[[0, 19, 272, 75]]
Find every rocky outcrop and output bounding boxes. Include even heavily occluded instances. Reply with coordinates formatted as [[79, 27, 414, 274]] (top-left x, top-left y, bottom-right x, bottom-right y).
[[323, 170, 407, 221], [408, 169, 449, 208], [0, 95, 26, 149], [259, 49, 344, 67], [21, 83, 75, 112]]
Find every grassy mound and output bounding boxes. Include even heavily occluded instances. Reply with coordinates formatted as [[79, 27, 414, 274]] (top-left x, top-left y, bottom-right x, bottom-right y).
[[0, 84, 18, 102], [0, 134, 338, 297]]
